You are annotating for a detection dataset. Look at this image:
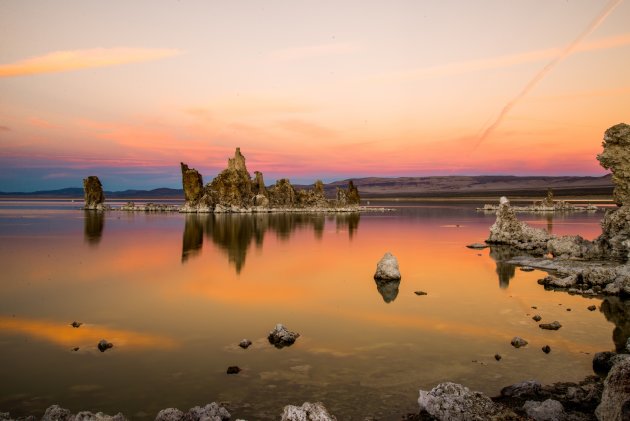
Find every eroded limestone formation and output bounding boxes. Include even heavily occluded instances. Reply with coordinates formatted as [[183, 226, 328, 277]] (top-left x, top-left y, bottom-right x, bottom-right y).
[[598, 123, 630, 207], [83, 175, 105, 210], [181, 148, 361, 213]]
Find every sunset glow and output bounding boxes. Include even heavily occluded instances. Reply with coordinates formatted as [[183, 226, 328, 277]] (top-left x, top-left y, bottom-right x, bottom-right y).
[[1, 1, 629, 190]]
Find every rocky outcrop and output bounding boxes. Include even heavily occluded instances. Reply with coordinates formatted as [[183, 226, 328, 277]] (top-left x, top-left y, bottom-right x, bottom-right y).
[[598, 123, 630, 207], [417, 382, 518, 420], [595, 356, 630, 421], [268, 178, 298, 207], [281, 402, 336, 421], [179, 148, 362, 213], [83, 176, 105, 210], [486, 197, 551, 254], [39, 405, 127, 421], [374, 252, 401, 281], [210, 148, 253, 208], [156, 403, 230, 421], [268, 323, 300, 348]]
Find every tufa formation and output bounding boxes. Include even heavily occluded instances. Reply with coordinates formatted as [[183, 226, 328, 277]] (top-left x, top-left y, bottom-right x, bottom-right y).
[[83, 176, 105, 210], [181, 148, 361, 212]]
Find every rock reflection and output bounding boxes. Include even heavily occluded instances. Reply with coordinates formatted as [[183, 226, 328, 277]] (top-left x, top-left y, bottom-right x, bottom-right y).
[[84, 211, 104, 245], [182, 212, 360, 273], [600, 297, 630, 352], [488, 246, 518, 288], [374, 279, 400, 303]]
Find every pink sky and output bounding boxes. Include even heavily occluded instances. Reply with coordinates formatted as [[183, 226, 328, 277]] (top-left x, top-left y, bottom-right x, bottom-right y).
[[1, 1, 629, 190]]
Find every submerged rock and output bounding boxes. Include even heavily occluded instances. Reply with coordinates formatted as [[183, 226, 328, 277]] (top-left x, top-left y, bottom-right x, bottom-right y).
[[238, 339, 252, 349], [97, 339, 113, 352], [83, 176, 105, 210], [281, 402, 336, 421], [417, 382, 517, 420], [226, 366, 241, 374], [374, 252, 401, 281], [511, 337, 528, 348], [268, 324, 300, 348], [414, 290, 428, 296], [539, 321, 562, 331], [466, 243, 488, 249], [588, 305, 597, 311], [532, 315, 542, 322], [542, 345, 551, 354], [70, 321, 82, 328]]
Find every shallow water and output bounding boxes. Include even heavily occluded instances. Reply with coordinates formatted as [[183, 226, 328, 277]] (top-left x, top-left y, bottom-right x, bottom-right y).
[[0, 200, 625, 420]]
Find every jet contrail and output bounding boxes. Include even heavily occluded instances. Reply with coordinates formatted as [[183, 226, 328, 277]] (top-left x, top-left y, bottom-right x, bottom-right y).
[[472, 0, 623, 150]]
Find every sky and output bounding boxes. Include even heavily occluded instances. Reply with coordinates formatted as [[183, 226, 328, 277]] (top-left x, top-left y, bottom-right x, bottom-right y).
[[1, 0, 629, 191]]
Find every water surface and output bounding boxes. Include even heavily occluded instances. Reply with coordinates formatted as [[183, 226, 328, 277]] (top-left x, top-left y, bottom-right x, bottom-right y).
[[0, 200, 624, 420]]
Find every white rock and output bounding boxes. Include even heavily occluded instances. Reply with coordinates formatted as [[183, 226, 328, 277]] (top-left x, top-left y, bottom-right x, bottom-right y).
[[374, 252, 401, 281], [281, 402, 336, 421], [418, 382, 513, 420]]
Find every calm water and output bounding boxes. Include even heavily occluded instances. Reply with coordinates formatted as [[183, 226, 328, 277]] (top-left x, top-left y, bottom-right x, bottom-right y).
[[0, 200, 625, 420]]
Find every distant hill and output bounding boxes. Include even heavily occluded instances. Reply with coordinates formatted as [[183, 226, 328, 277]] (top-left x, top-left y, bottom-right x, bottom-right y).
[[0, 175, 613, 199]]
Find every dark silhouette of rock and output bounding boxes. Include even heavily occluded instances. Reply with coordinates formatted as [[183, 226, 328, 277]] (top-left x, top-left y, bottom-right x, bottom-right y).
[[414, 291, 428, 296], [542, 345, 551, 354], [83, 176, 104, 210], [239, 339, 252, 349], [97, 339, 113, 352], [598, 123, 630, 206], [533, 315, 542, 322], [600, 297, 630, 352], [84, 210, 104, 245], [70, 321, 82, 328], [593, 351, 619, 376], [539, 321, 562, 330], [494, 354, 502, 361], [588, 305, 597, 311], [226, 366, 241, 374]]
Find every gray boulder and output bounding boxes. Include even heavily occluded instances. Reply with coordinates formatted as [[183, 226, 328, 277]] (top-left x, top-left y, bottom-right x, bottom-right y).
[[281, 402, 336, 421], [374, 252, 401, 281], [417, 382, 516, 420], [522, 399, 565, 421], [268, 323, 300, 348], [42, 405, 72, 421], [155, 408, 184, 421], [182, 403, 230, 421], [596, 356, 630, 421]]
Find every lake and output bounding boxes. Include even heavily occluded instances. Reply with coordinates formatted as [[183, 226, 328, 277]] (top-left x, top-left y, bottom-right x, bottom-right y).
[[0, 200, 624, 420]]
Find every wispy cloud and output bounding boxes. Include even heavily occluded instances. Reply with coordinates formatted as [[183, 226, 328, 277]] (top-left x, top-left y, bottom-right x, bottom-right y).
[[0, 47, 181, 77], [375, 32, 630, 83], [269, 42, 359, 61], [473, 0, 623, 148]]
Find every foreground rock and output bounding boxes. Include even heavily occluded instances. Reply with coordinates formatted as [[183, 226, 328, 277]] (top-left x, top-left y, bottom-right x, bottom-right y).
[[596, 356, 630, 421], [522, 399, 565, 421], [417, 382, 518, 420], [598, 123, 630, 207], [155, 403, 230, 421], [97, 339, 113, 352], [281, 402, 336, 421], [83, 176, 105, 210], [40, 404, 127, 421], [511, 337, 528, 348], [539, 321, 562, 331], [374, 252, 401, 281], [268, 323, 300, 348]]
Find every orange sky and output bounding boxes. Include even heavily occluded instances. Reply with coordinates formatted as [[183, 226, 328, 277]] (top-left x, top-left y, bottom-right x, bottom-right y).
[[0, 1, 629, 190]]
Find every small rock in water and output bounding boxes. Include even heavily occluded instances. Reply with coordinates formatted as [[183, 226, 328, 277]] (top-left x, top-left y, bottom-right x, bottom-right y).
[[227, 366, 241, 374], [72, 347, 79, 352], [466, 243, 488, 250], [539, 321, 562, 330], [542, 345, 551, 354], [374, 252, 401, 281], [587, 305, 597, 311], [531, 306, 538, 309], [511, 337, 528, 348], [566, 308, 571, 312], [494, 354, 502, 361], [532, 315, 542, 322], [70, 321, 83, 328], [414, 291, 428, 296], [520, 266, 535, 272], [268, 324, 300, 348], [97, 339, 113, 352], [238, 339, 252, 349]]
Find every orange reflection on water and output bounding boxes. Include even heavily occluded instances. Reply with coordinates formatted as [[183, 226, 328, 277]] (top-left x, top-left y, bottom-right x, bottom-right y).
[[0, 316, 178, 350]]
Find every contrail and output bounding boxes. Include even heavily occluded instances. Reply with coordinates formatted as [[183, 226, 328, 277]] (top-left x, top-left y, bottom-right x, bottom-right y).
[[472, 0, 623, 150]]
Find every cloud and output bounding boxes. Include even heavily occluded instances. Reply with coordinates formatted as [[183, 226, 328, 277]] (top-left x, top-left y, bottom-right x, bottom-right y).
[[0, 125, 9, 131], [268, 42, 359, 61], [0, 47, 181, 77], [473, 0, 623, 148]]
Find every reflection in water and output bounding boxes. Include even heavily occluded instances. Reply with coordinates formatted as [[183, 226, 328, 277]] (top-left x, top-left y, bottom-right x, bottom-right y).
[[600, 297, 630, 352], [84, 211, 104, 245], [488, 246, 518, 288], [182, 213, 360, 272], [374, 279, 400, 303], [546, 214, 553, 234]]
